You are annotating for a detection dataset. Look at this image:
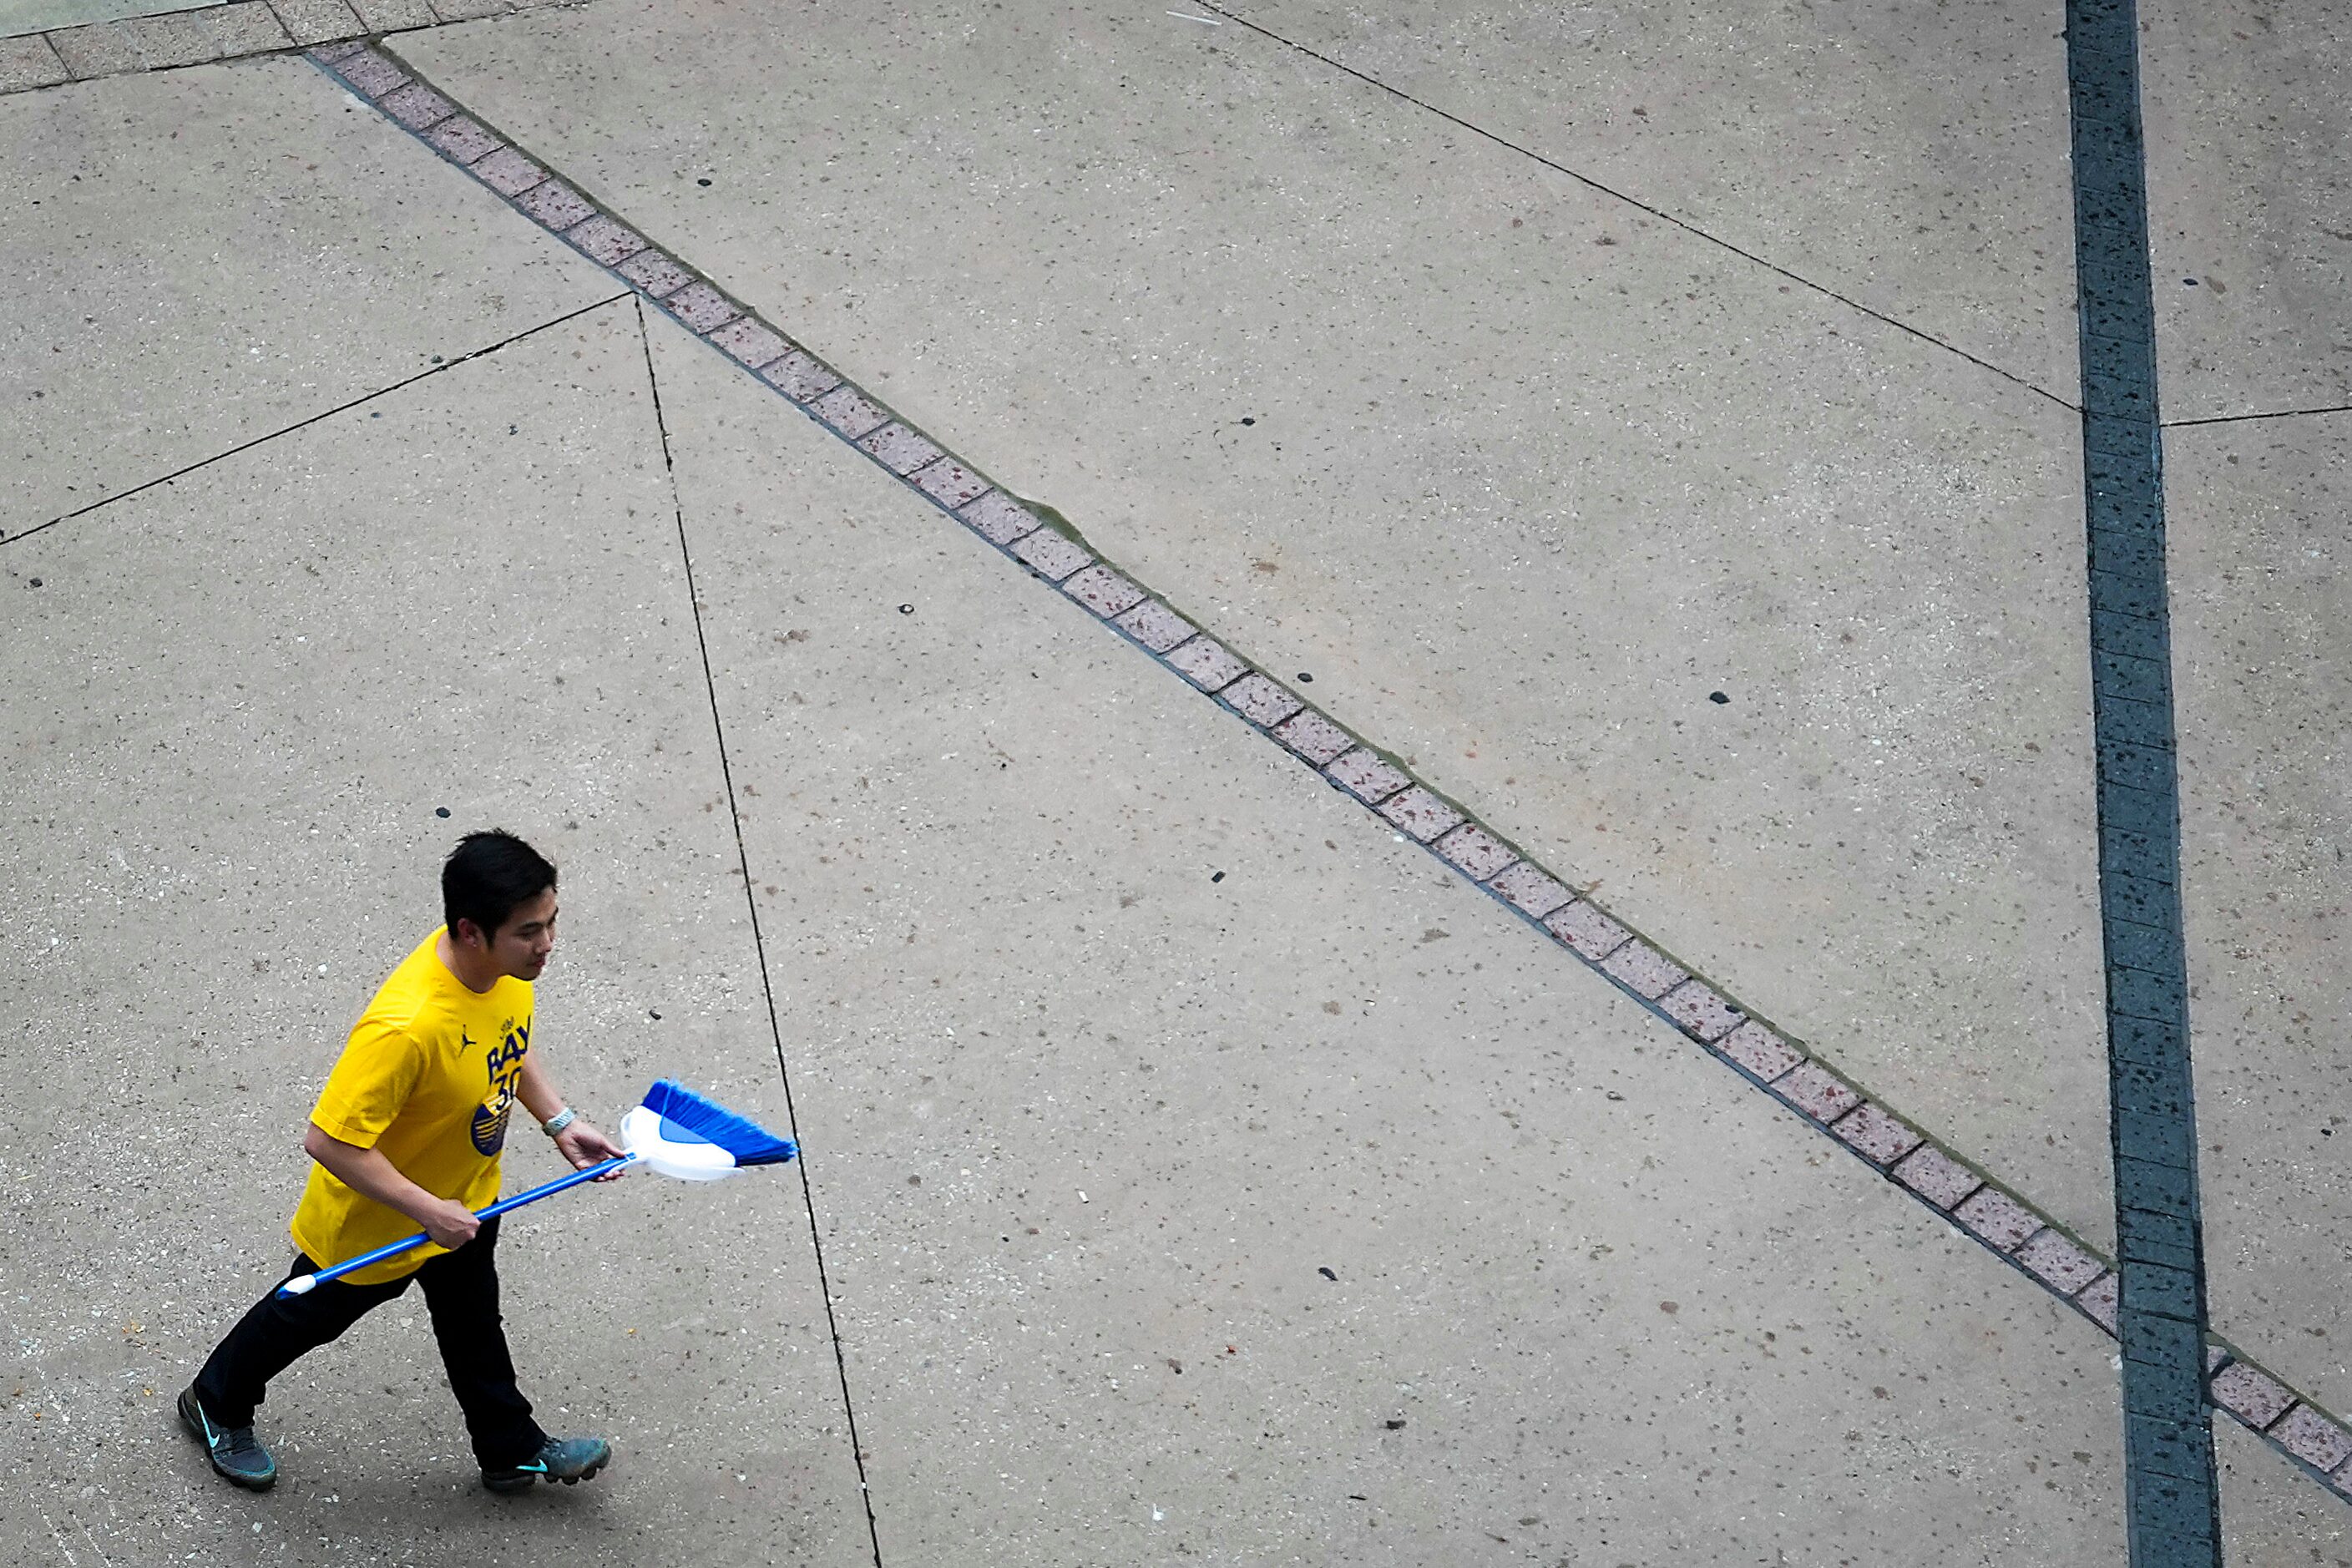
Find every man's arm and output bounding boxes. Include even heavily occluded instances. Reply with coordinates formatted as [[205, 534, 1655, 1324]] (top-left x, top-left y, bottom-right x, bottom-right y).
[[513, 1050, 626, 1177], [303, 1124, 482, 1250]]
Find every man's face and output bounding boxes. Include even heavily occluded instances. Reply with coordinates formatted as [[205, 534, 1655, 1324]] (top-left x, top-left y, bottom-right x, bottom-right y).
[[478, 889, 558, 981]]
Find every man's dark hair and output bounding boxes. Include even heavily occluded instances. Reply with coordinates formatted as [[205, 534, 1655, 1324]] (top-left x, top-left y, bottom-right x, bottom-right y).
[[443, 830, 558, 941]]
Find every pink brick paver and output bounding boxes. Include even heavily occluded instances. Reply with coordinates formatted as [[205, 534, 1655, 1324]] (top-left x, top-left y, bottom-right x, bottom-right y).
[[1716, 1020, 1801, 1082], [517, 180, 595, 232], [337, 51, 409, 99], [1114, 600, 1196, 655], [1274, 711, 1353, 766], [1435, 825, 1516, 881], [910, 459, 989, 509], [810, 387, 889, 441], [472, 147, 548, 197], [859, 424, 945, 475], [663, 281, 740, 333], [1062, 565, 1147, 620], [1165, 638, 1247, 693], [618, 249, 693, 298], [1545, 899, 1631, 962], [1778, 1062, 1861, 1124], [1378, 788, 1464, 843], [1221, 674, 1305, 729], [567, 215, 649, 267], [1325, 749, 1409, 804], [426, 116, 504, 165], [1601, 941, 1688, 999], [380, 83, 455, 130], [1892, 1145, 1982, 1210], [1831, 1102, 1923, 1166], [1953, 1188, 2043, 1252], [711, 318, 790, 369], [1658, 979, 1744, 1041], [763, 350, 842, 402], [1488, 863, 1572, 918], [2015, 1229, 2103, 1294], [2209, 1363, 2295, 1430], [959, 492, 1041, 546], [2076, 1272, 2119, 1332], [2274, 1408, 2352, 1473], [1009, 529, 1092, 582]]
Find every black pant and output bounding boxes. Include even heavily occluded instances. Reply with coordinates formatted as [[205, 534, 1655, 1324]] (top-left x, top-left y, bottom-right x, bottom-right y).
[[194, 1215, 547, 1469]]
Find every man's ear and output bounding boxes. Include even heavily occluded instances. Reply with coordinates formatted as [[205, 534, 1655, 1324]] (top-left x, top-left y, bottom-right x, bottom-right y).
[[453, 918, 485, 948]]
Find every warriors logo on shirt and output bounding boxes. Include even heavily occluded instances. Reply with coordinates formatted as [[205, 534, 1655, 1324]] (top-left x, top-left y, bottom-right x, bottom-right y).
[[471, 1087, 513, 1156], [473, 1019, 531, 1156]]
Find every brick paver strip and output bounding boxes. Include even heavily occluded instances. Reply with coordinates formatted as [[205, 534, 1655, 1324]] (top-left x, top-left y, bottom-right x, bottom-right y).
[[2274, 1407, 2352, 1474], [1657, 979, 1743, 1042], [858, 424, 944, 475], [1378, 787, 1464, 843], [1222, 673, 1304, 730], [711, 318, 790, 370], [1009, 529, 1091, 583], [1488, 862, 1571, 919], [1324, 748, 1408, 804], [909, 459, 989, 510], [1891, 1145, 1982, 1211], [306, 43, 2350, 1504], [1776, 1061, 1860, 1125], [1273, 710, 1353, 766], [765, 350, 843, 402], [2208, 1363, 2294, 1430], [425, 114, 504, 165], [1953, 1187, 2043, 1252], [1061, 564, 1146, 620], [1435, 824, 1515, 881], [1829, 1102, 1923, 1166], [2016, 1228, 2105, 1295]]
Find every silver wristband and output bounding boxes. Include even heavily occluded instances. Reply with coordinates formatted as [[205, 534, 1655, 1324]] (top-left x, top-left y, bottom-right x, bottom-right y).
[[539, 1106, 577, 1138]]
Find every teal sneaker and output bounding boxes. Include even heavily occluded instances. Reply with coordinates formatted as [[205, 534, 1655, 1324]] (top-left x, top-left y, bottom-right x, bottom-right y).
[[482, 1434, 611, 1494], [177, 1385, 278, 1491]]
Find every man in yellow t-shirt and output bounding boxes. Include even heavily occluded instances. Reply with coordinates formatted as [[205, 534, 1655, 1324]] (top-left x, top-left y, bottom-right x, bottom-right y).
[[181, 831, 624, 1495]]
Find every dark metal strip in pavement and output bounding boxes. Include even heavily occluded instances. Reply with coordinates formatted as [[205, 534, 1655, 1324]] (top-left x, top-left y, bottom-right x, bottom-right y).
[[2064, 0, 2219, 1560], [309, 38, 2352, 1515]]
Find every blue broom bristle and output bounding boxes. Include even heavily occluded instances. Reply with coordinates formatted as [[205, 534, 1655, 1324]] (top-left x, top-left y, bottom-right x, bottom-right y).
[[640, 1080, 798, 1166]]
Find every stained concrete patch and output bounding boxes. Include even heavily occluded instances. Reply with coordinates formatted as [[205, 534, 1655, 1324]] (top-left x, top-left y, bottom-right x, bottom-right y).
[[402, 0, 2117, 1262], [620, 312, 2152, 1563], [0, 305, 867, 1567], [0, 53, 611, 533], [2172, 412, 2352, 1414]]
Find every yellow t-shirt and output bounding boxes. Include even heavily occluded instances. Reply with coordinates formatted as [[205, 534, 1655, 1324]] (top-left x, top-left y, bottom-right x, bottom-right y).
[[290, 928, 534, 1284]]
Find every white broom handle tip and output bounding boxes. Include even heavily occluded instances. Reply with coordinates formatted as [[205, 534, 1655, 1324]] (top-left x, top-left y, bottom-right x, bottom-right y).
[[282, 1274, 318, 1297]]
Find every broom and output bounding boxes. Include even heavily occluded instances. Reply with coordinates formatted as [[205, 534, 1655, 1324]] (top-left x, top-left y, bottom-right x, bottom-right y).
[[277, 1080, 797, 1297]]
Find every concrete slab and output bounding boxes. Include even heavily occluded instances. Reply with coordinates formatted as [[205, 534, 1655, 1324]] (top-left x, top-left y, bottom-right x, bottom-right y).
[[627, 311, 2138, 1564], [0, 304, 868, 1566], [1, 0, 211, 42], [402, 0, 2117, 1255], [2172, 412, 2352, 1414], [1215, 0, 2079, 402], [2220, 1413, 2352, 1564], [0, 53, 612, 534], [2143, 0, 2352, 421]]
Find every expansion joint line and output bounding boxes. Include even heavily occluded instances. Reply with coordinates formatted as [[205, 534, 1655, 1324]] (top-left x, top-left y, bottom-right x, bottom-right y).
[[306, 38, 2352, 1511], [1191, 0, 2074, 412], [0, 291, 626, 546], [633, 299, 887, 1568]]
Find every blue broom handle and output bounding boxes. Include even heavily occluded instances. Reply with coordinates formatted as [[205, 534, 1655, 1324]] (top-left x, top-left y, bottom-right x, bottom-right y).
[[276, 1151, 639, 1297]]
